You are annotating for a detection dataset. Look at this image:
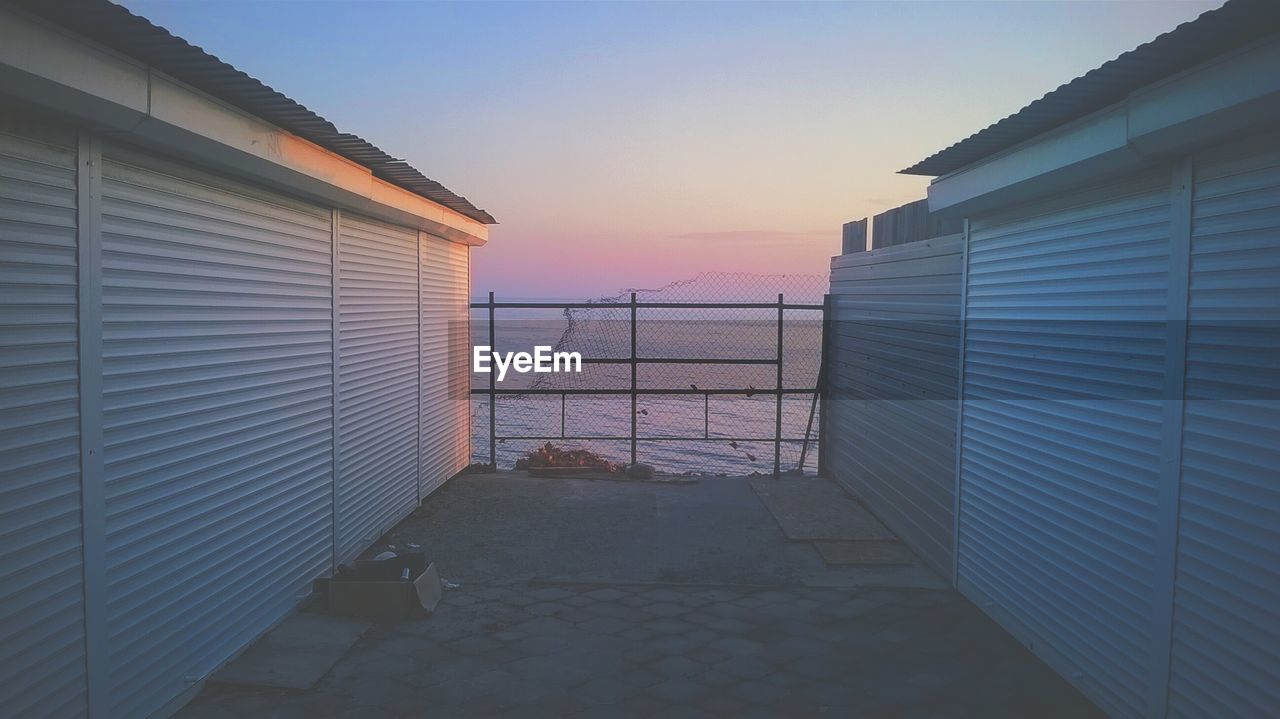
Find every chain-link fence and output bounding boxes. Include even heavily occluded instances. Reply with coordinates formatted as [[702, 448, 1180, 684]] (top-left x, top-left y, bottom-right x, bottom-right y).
[[470, 272, 828, 475]]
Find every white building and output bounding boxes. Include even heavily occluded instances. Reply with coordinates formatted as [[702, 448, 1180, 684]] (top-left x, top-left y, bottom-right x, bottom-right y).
[[891, 1, 1278, 716], [0, 1, 488, 716]]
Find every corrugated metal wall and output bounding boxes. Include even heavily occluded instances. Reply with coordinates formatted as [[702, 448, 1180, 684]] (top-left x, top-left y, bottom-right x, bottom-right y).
[[335, 214, 422, 563], [1167, 132, 1280, 718], [0, 120, 87, 718], [826, 234, 963, 578], [959, 169, 1173, 718], [419, 233, 471, 496], [99, 146, 336, 718]]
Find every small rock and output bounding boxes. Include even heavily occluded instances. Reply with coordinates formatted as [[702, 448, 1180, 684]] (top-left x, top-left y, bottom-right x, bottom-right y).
[[627, 462, 655, 479]]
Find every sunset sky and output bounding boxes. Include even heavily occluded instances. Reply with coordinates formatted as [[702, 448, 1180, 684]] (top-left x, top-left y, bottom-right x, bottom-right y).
[[120, 0, 1218, 298]]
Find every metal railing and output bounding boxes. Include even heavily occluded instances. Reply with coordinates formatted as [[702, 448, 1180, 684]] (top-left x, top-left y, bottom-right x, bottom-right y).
[[471, 293, 828, 475]]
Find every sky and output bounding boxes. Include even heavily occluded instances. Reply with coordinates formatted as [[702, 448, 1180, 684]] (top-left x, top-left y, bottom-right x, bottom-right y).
[[119, 0, 1220, 298]]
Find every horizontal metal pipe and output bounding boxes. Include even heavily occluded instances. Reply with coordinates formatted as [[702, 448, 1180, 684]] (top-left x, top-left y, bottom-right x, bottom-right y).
[[470, 388, 817, 395], [471, 301, 823, 311], [570, 357, 778, 365], [494, 436, 813, 442]]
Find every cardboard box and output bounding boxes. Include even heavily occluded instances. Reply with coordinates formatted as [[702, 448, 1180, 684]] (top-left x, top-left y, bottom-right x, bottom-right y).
[[326, 556, 442, 620]]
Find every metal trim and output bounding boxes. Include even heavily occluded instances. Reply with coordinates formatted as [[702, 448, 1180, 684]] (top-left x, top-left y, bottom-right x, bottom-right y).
[[463, 246, 472, 470], [329, 207, 341, 574], [76, 129, 106, 719], [951, 218, 971, 586], [1150, 157, 1193, 717], [416, 231, 424, 506]]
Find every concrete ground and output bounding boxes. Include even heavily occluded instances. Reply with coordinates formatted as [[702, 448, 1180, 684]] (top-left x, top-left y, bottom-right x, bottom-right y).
[[180, 473, 1103, 718]]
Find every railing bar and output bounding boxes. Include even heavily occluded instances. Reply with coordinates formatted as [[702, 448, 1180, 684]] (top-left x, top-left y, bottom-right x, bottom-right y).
[[469, 302, 616, 309], [470, 388, 820, 395], [801, 292, 831, 474], [774, 293, 784, 476], [574, 358, 778, 365], [638, 358, 778, 365], [471, 301, 824, 310], [630, 292, 638, 466], [704, 394, 710, 439], [495, 436, 816, 442]]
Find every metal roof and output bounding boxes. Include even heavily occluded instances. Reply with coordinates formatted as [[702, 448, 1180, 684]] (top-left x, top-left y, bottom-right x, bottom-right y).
[[901, 0, 1280, 177], [17, 0, 496, 224]]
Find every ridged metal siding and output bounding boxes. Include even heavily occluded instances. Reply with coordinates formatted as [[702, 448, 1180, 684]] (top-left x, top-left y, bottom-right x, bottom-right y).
[[1167, 133, 1280, 718], [959, 169, 1171, 718], [826, 234, 963, 578], [336, 214, 420, 563], [0, 124, 87, 718], [100, 147, 334, 718], [420, 234, 470, 495]]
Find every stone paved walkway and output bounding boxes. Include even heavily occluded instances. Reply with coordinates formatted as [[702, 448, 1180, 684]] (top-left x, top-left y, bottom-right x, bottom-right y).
[[179, 475, 1103, 717], [181, 582, 1101, 718]]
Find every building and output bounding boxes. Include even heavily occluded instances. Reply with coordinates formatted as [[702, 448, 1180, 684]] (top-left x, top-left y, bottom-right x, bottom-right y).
[[0, 1, 490, 716], [827, 1, 1279, 716]]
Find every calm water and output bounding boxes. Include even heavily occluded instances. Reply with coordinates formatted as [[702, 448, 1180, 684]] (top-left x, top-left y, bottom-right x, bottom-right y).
[[468, 307, 823, 475]]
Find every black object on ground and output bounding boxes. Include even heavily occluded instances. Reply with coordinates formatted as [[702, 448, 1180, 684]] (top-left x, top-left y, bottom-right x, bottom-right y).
[[321, 553, 443, 620]]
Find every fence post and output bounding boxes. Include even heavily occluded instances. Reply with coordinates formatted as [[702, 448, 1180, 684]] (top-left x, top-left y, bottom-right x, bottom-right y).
[[704, 394, 709, 439], [488, 291, 496, 467], [816, 293, 833, 477], [630, 292, 638, 466], [774, 293, 784, 476]]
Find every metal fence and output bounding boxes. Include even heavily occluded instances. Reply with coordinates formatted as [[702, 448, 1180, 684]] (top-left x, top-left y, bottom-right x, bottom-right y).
[[471, 292, 827, 475]]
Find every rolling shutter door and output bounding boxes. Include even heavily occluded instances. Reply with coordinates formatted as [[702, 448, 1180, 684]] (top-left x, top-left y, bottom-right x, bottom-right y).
[[0, 123, 86, 717], [959, 169, 1171, 718], [1168, 132, 1280, 718], [100, 146, 333, 718], [420, 234, 470, 496], [335, 214, 420, 563]]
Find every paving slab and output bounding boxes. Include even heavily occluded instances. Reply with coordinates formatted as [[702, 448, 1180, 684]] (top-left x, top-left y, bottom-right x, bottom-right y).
[[748, 478, 896, 541], [374, 473, 944, 589], [178, 473, 1103, 718], [814, 540, 915, 566], [209, 613, 370, 689], [180, 583, 1104, 719]]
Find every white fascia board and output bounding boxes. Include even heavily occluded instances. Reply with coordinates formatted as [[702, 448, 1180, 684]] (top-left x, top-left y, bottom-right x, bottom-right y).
[[926, 104, 1144, 216], [0, 3, 148, 128], [927, 34, 1280, 216], [0, 3, 488, 245], [1127, 36, 1280, 157]]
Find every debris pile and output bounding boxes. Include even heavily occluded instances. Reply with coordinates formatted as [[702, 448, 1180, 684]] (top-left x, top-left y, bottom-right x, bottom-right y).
[[514, 442, 623, 472]]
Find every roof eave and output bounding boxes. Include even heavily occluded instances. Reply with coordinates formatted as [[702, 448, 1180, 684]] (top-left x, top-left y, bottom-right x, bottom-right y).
[[900, 0, 1280, 177], [10, 0, 497, 224]]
